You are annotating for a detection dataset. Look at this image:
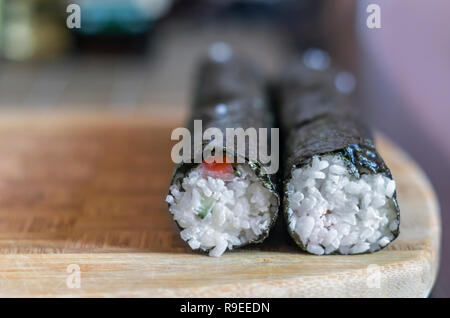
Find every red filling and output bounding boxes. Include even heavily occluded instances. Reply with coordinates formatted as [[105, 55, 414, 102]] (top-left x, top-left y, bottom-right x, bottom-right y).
[[199, 155, 235, 181]]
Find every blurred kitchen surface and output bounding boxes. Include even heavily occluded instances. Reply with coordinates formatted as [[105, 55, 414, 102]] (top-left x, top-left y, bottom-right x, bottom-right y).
[[0, 0, 321, 119], [0, 0, 449, 297]]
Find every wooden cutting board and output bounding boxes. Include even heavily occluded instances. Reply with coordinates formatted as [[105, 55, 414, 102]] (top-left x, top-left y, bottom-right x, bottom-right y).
[[0, 113, 440, 297]]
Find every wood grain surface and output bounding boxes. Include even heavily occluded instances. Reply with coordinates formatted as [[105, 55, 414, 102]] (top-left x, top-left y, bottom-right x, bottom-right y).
[[0, 113, 440, 297]]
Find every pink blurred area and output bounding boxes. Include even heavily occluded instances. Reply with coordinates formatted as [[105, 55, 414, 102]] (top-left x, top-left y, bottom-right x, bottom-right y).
[[356, 0, 450, 297], [358, 0, 450, 158]]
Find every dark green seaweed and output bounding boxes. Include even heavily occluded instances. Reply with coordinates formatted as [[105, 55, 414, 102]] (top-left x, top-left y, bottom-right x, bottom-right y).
[[168, 55, 280, 252], [277, 60, 400, 254]]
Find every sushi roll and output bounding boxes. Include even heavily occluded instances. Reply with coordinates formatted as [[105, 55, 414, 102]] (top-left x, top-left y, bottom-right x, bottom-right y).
[[277, 49, 400, 255], [166, 45, 279, 257]]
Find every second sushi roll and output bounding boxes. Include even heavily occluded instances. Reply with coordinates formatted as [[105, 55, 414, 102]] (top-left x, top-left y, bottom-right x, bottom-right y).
[[276, 50, 400, 255]]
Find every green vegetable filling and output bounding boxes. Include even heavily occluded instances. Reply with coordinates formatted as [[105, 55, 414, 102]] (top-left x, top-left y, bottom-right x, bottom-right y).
[[195, 195, 216, 219]]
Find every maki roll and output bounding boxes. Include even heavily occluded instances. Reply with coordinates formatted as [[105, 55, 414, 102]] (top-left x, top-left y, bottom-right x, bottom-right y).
[[166, 44, 279, 257], [277, 49, 400, 255]]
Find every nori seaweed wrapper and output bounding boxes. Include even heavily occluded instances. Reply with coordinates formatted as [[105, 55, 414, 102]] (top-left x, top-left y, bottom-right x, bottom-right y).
[[169, 53, 280, 250], [277, 60, 400, 253]]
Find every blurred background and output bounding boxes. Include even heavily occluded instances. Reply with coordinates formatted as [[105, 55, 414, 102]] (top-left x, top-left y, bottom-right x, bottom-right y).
[[0, 0, 448, 297]]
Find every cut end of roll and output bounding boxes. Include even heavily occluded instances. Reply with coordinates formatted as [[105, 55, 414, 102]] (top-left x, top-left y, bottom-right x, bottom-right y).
[[167, 162, 277, 257], [286, 155, 399, 255]]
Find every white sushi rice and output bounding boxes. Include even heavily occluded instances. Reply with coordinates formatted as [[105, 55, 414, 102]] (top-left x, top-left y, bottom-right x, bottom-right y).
[[166, 164, 276, 257], [287, 155, 398, 255]]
